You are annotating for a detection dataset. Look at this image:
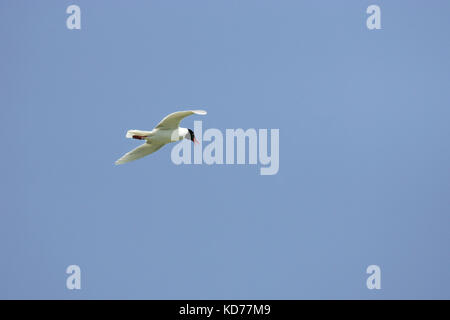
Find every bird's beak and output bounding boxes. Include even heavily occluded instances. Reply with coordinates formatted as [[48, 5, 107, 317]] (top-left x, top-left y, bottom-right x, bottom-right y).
[[193, 137, 199, 144]]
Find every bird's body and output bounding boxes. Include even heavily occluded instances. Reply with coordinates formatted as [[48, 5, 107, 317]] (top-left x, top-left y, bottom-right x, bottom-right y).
[[115, 110, 206, 165]]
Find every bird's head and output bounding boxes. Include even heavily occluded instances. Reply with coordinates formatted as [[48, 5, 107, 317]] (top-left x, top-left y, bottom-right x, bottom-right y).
[[187, 128, 199, 144]]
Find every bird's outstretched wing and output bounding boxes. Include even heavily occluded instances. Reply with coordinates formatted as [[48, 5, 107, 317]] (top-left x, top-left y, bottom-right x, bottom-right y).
[[115, 142, 165, 165], [155, 110, 207, 130]]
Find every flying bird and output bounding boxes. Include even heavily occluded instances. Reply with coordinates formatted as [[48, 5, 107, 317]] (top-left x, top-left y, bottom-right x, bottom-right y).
[[115, 110, 207, 165]]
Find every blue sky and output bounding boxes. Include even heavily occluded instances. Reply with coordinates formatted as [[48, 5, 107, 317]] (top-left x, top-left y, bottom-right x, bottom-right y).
[[1, 0, 450, 299]]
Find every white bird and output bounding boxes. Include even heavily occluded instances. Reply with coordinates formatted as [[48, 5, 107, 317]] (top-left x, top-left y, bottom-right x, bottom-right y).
[[115, 110, 207, 165]]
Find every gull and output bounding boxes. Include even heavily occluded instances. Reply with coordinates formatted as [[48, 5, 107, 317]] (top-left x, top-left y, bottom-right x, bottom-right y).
[[115, 110, 207, 165]]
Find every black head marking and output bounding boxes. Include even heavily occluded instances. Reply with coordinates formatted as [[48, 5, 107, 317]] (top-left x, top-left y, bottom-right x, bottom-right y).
[[187, 128, 195, 142]]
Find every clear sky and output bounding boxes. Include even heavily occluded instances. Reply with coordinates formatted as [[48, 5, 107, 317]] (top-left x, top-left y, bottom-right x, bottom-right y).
[[1, 0, 450, 299]]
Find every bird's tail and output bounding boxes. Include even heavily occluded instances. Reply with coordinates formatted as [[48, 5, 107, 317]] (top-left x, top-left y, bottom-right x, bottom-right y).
[[125, 130, 152, 139]]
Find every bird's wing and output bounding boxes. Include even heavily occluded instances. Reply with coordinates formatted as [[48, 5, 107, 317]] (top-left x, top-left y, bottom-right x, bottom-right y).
[[115, 142, 165, 165], [155, 110, 207, 129]]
